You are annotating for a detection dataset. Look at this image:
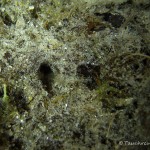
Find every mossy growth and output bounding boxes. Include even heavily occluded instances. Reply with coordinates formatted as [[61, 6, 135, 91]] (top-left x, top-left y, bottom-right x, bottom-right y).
[[0, 0, 150, 149]]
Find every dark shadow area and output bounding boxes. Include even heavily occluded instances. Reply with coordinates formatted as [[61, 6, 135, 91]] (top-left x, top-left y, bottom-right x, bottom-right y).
[[77, 63, 100, 90], [38, 62, 54, 97]]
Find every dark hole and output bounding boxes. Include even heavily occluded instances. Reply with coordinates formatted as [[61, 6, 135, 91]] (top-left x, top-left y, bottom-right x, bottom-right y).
[[127, 112, 133, 119], [142, 58, 150, 68], [100, 136, 107, 144], [39, 63, 52, 74], [132, 100, 138, 109], [94, 12, 101, 16], [11, 91, 29, 114], [114, 106, 126, 110], [38, 63, 54, 97], [72, 131, 81, 140], [9, 137, 24, 150], [102, 13, 111, 22], [0, 89, 3, 97], [101, 13, 125, 28], [131, 63, 139, 71], [2, 13, 13, 26], [77, 63, 100, 90]]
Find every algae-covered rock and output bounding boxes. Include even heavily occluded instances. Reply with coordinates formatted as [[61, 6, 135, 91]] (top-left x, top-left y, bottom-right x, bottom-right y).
[[0, 0, 150, 149]]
